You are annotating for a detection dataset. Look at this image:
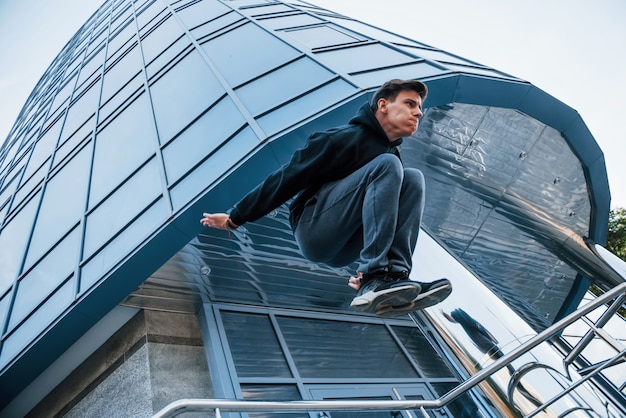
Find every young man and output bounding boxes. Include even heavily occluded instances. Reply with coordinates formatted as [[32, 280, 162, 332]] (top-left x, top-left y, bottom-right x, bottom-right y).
[[201, 79, 451, 316]]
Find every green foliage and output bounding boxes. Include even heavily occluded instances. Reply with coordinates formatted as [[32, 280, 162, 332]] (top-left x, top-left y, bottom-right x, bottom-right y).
[[602, 207, 626, 317], [606, 207, 626, 260]]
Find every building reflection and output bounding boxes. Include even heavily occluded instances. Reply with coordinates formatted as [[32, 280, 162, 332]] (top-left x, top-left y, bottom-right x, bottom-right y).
[[442, 308, 543, 408]]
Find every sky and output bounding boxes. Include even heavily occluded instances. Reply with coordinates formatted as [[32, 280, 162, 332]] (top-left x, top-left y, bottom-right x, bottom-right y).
[[0, 0, 625, 208]]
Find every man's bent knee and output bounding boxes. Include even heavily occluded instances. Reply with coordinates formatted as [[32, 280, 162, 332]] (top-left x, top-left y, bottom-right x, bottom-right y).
[[403, 168, 425, 188], [367, 153, 403, 179]]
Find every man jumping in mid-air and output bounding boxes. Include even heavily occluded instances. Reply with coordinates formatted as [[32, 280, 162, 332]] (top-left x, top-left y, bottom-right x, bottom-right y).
[[201, 79, 451, 316]]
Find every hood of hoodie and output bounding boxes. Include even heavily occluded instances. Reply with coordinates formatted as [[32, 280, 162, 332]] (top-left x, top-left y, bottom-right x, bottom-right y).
[[348, 102, 404, 147]]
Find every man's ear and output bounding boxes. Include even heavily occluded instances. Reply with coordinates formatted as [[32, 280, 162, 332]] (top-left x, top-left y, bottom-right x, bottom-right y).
[[377, 98, 388, 113]]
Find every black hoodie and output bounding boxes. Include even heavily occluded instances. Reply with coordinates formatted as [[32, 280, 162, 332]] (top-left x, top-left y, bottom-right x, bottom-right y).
[[229, 102, 404, 228]]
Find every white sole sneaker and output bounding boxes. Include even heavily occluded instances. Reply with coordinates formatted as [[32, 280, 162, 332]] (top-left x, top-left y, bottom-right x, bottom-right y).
[[351, 283, 421, 314], [376, 279, 452, 317]]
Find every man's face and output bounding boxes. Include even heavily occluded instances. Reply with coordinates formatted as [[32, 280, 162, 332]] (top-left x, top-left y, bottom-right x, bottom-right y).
[[376, 90, 424, 141]]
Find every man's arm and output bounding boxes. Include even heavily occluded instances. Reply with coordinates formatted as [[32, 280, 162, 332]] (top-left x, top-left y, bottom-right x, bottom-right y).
[[201, 130, 339, 231]]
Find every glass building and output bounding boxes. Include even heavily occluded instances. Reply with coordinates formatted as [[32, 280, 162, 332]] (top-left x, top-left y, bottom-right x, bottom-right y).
[[0, 1, 623, 417]]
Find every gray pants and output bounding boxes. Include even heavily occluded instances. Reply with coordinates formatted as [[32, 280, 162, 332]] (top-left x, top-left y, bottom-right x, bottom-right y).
[[294, 154, 425, 274]]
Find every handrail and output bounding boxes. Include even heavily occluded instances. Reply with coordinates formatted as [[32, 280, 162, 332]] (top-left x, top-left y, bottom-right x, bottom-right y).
[[523, 348, 626, 418], [152, 282, 626, 418]]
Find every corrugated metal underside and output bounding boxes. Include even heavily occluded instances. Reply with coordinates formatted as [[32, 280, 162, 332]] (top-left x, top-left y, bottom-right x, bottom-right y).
[[126, 103, 592, 331]]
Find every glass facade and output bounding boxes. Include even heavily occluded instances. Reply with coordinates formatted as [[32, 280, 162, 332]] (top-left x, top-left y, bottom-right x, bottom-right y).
[[0, 0, 614, 415]]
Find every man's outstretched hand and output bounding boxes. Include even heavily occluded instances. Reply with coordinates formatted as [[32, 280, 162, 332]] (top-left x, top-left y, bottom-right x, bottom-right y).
[[348, 273, 362, 290], [200, 213, 238, 230]]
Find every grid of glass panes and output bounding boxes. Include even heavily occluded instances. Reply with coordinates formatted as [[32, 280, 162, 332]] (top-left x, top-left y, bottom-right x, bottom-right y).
[[216, 307, 480, 418]]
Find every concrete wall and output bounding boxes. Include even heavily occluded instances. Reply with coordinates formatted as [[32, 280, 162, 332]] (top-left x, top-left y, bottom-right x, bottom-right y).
[[26, 309, 214, 417]]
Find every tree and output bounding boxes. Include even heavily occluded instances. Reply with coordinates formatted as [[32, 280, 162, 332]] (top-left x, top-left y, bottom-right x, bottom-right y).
[[593, 207, 626, 317], [606, 207, 626, 260]]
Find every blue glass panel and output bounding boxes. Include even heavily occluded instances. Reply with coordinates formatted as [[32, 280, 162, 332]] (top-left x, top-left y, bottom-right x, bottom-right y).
[[235, 57, 334, 116], [394, 44, 477, 66], [350, 62, 443, 89], [88, 27, 108, 56], [16, 138, 35, 163], [284, 24, 362, 50], [22, 118, 63, 183], [44, 106, 67, 135], [10, 228, 79, 330], [276, 316, 419, 378], [76, 47, 105, 89], [30, 112, 47, 134], [0, 291, 9, 338], [80, 197, 168, 293], [65, 57, 84, 81], [99, 74, 144, 123], [257, 79, 356, 135], [0, 198, 8, 224], [175, 0, 230, 30], [0, 192, 40, 293], [84, 158, 163, 257], [112, 1, 132, 25], [150, 50, 225, 144], [106, 19, 137, 64], [170, 126, 259, 211], [60, 83, 100, 144], [52, 115, 94, 170], [50, 75, 76, 113], [315, 43, 414, 75], [163, 96, 245, 183], [0, 174, 18, 215], [136, 0, 167, 30], [201, 22, 300, 87], [72, 36, 89, 58], [244, 3, 293, 16], [144, 34, 189, 80], [189, 11, 241, 42], [140, 14, 182, 65], [90, 93, 156, 208], [319, 15, 427, 47], [261, 13, 324, 31], [17, 133, 32, 154], [86, 22, 103, 40], [240, 384, 302, 418], [0, 279, 74, 369], [110, 6, 134, 41], [221, 311, 292, 378], [445, 63, 516, 79], [0, 140, 21, 174], [392, 325, 454, 378], [25, 146, 90, 267], [241, 384, 302, 404], [101, 45, 141, 105]]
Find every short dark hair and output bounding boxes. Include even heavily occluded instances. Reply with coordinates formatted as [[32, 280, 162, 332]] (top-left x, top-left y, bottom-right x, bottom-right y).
[[370, 79, 428, 111]]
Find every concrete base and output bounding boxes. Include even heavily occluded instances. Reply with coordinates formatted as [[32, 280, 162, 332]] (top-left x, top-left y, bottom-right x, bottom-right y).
[[26, 310, 214, 417]]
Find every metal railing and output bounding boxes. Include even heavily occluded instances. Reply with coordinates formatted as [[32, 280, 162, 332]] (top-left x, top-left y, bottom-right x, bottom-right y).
[[153, 282, 626, 418]]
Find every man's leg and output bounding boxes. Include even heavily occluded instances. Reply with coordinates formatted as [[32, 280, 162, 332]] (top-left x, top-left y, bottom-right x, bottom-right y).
[[376, 171, 451, 316], [351, 164, 431, 313], [294, 154, 424, 313], [295, 153, 416, 272], [294, 153, 452, 316], [382, 167, 425, 273]]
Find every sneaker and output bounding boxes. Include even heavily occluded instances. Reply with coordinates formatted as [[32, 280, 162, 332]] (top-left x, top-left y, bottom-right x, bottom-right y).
[[376, 278, 452, 317], [350, 271, 421, 314]]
